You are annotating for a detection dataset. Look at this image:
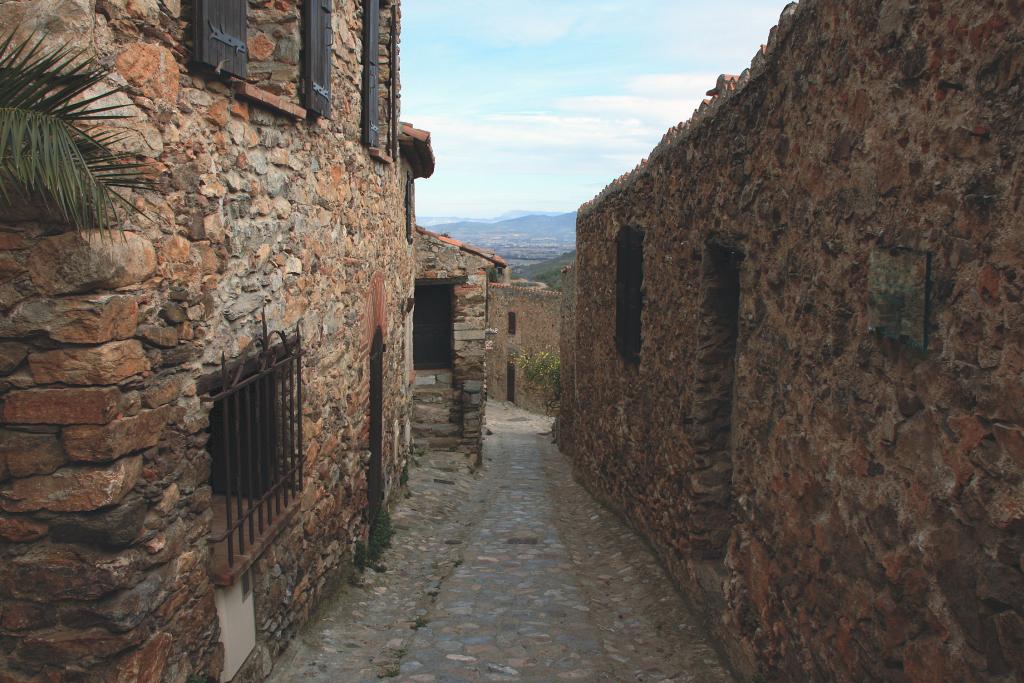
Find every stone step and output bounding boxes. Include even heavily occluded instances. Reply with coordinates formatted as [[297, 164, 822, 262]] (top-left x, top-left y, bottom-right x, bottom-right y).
[[413, 404, 452, 422], [415, 436, 462, 450], [414, 371, 453, 386], [412, 422, 460, 437], [412, 385, 456, 398]]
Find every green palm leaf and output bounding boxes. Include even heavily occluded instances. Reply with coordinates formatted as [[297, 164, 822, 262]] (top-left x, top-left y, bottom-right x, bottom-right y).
[[0, 31, 155, 232]]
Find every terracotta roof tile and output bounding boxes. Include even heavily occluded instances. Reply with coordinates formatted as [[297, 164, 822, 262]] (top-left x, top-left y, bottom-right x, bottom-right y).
[[415, 226, 508, 268], [399, 122, 435, 179]]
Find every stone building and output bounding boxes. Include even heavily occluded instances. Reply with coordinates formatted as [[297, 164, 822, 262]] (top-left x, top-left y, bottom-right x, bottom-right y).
[[0, 0, 434, 679], [561, 1, 1024, 681], [558, 266, 577, 452], [412, 227, 506, 462], [486, 284, 562, 415]]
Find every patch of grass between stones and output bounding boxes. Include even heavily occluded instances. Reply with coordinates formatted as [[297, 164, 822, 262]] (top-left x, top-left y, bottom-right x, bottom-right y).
[[412, 615, 429, 629], [354, 510, 395, 573]]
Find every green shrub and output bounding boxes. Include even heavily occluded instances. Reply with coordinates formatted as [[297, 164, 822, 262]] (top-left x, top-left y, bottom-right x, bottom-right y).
[[355, 510, 395, 572], [513, 350, 561, 414]]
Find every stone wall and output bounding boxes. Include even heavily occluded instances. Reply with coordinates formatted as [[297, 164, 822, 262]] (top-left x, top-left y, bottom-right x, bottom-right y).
[[486, 285, 562, 415], [413, 229, 496, 460], [0, 0, 416, 680], [564, 0, 1024, 681], [558, 266, 577, 455]]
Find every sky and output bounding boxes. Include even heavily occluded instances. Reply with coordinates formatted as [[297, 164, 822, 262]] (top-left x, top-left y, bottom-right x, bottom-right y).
[[401, 0, 789, 220]]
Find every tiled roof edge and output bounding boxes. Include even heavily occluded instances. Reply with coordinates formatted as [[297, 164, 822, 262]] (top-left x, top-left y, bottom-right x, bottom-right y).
[[415, 225, 509, 268], [490, 283, 563, 298]]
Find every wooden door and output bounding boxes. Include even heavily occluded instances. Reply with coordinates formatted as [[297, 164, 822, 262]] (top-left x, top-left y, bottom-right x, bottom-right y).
[[507, 362, 516, 403], [368, 328, 384, 525]]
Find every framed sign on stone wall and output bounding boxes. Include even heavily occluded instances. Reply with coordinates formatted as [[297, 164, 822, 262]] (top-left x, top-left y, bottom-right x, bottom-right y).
[[867, 247, 932, 351]]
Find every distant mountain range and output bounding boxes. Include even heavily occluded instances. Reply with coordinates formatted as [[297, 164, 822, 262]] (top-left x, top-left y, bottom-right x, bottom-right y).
[[420, 212, 577, 263], [419, 210, 567, 227]]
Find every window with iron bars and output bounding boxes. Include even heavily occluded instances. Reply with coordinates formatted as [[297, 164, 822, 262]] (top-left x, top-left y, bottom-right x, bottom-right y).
[[206, 323, 303, 586]]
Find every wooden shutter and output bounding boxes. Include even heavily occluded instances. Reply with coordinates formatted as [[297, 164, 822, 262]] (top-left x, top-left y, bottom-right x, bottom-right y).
[[362, 0, 381, 147], [508, 312, 517, 335], [194, 0, 248, 78], [615, 227, 643, 363], [405, 173, 415, 243], [303, 0, 333, 117]]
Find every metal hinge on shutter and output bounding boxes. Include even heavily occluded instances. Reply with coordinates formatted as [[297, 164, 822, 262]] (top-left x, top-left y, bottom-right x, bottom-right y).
[[195, 0, 248, 79], [209, 23, 247, 54], [362, 0, 381, 147], [303, 0, 332, 117], [316, 0, 332, 103]]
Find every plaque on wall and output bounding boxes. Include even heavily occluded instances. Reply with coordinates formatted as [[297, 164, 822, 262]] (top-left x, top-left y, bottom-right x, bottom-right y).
[[867, 247, 932, 351]]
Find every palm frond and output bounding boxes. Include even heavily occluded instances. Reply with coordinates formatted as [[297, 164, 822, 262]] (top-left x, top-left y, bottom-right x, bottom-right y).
[[0, 31, 155, 232]]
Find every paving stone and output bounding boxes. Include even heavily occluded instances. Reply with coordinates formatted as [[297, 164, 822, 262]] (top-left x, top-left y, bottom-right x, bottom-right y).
[[269, 404, 732, 682]]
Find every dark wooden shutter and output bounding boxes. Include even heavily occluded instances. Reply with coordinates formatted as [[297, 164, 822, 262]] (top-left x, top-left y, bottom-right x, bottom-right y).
[[508, 312, 517, 335], [405, 173, 414, 243], [362, 0, 381, 147], [194, 0, 248, 78], [303, 0, 333, 117], [368, 328, 384, 525], [615, 227, 643, 364]]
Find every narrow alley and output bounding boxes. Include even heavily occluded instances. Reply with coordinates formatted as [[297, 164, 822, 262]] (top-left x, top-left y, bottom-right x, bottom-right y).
[[269, 403, 732, 682]]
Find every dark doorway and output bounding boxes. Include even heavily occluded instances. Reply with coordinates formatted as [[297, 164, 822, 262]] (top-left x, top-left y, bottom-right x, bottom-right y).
[[507, 362, 516, 403], [690, 242, 742, 558], [413, 284, 453, 369], [368, 327, 384, 525]]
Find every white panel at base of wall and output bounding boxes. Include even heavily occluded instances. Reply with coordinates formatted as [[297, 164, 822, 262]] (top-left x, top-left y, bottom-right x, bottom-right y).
[[215, 572, 256, 682]]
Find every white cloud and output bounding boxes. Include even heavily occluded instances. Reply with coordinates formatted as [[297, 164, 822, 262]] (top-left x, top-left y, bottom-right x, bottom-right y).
[[409, 0, 588, 47], [412, 71, 717, 216], [403, 0, 791, 216], [550, 72, 716, 141]]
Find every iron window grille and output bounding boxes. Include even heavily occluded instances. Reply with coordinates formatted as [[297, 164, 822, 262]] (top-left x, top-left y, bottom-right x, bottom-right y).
[[205, 317, 303, 581]]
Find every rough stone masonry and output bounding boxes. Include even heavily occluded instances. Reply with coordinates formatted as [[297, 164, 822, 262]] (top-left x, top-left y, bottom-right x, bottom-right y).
[[0, 0, 422, 680], [487, 284, 562, 416], [412, 227, 505, 459], [562, 0, 1024, 681]]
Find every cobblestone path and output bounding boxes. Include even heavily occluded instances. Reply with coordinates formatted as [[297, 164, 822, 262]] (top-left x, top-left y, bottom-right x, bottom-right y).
[[269, 403, 732, 682]]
